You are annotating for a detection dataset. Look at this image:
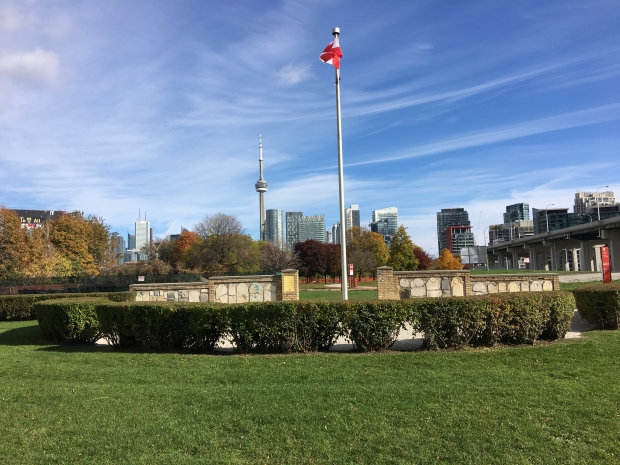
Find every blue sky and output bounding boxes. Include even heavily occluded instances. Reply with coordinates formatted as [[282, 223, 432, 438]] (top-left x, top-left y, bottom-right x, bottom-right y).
[[1, 0, 619, 256]]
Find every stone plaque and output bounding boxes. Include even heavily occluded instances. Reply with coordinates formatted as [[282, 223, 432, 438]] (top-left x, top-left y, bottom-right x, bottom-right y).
[[283, 275, 296, 293]]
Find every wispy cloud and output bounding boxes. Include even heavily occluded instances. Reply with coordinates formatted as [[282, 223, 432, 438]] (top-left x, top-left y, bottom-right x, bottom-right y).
[[0, 48, 60, 87]]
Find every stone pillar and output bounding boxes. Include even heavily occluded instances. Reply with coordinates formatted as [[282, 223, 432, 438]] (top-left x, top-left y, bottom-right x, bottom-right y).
[[377, 266, 397, 300], [276, 269, 299, 301], [580, 241, 593, 271]]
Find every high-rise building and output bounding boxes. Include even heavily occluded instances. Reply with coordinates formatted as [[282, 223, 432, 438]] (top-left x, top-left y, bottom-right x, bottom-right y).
[[265, 209, 284, 249], [297, 215, 326, 244], [445, 226, 476, 256], [503, 203, 530, 223], [110, 232, 125, 264], [127, 233, 136, 250], [345, 204, 360, 231], [574, 191, 616, 215], [135, 220, 150, 251], [437, 208, 470, 254], [286, 212, 326, 249], [255, 133, 268, 240], [332, 222, 341, 244], [286, 212, 303, 250], [370, 207, 398, 246]]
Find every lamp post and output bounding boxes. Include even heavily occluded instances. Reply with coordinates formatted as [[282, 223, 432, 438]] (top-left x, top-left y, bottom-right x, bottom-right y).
[[545, 203, 554, 232], [596, 185, 609, 221]]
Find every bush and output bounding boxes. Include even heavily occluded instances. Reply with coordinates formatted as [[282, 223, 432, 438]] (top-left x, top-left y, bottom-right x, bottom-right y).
[[341, 300, 409, 351], [35, 298, 104, 344], [413, 297, 490, 350], [539, 291, 576, 339], [572, 284, 620, 329], [0, 291, 135, 321], [0, 294, 69, 321]]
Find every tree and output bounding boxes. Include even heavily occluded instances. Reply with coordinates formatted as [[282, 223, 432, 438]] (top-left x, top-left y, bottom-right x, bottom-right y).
[[387, 226, 418, 271], [173, 230, 200, 265], [294, 239, 325, 279], [413, 246, 433, 270], [435, 248, 463, 270], [347, 226, 389, 277], [0, 207, 30, 278], [259, 242, 300, 272], [189, 213, 258, 275], [49, 211, 111, 276]]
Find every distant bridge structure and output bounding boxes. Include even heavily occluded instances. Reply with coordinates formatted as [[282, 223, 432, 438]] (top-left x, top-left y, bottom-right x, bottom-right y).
[[487, 216, 620, 272]]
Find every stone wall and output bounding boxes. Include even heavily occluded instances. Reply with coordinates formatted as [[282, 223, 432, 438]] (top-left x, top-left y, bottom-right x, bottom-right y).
[[377, 267, 560, 299], [130, 270, 299, 303]]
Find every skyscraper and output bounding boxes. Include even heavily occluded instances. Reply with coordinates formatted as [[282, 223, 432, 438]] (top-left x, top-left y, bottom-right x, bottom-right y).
[[286, 212, 303, 250], [436, 208, 470, 254], [255, 133, 268, 241], [503, 203, 530, 223], [135, 220, 150, 251], [286, 212, 326, 249], [265, 209, 285, 249], [345, 204, 360, 231], [370, 207, 398, 245]]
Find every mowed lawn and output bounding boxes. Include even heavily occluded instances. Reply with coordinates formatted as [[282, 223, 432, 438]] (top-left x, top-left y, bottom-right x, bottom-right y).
[[1, 321, 619, 465]]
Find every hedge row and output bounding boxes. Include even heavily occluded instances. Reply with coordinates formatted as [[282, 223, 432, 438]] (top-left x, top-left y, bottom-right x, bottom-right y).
[[34, 291, 576, 352], [0, 292, 135, 321], [572, 283, 620, 329]]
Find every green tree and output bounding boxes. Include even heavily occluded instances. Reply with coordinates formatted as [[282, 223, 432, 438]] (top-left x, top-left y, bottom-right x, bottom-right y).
[[436, 248, 463, 270], [387, 226, 418, 271]]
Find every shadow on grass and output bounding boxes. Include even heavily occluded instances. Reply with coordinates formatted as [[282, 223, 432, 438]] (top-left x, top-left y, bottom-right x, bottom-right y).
[[0, 323, 48, 346]]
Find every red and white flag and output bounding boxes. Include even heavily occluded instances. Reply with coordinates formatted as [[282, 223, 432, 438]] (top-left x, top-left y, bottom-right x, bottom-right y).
[[319, 36, 342, 69]]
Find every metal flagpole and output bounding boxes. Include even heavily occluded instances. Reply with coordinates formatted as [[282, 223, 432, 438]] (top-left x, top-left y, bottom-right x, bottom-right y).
[[332, 27, 348, 301]]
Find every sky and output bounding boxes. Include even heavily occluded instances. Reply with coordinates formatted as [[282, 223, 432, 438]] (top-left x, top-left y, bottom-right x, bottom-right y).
[[1, 0, 619, 256]]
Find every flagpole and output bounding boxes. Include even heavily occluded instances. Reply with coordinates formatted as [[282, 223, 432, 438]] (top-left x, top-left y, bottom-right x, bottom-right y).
[[332, 27, 348, 301]]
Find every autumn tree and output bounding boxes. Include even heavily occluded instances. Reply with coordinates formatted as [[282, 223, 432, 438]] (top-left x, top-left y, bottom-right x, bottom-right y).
[[347, 226, 389, 277], [294, 239, 325, 279], [387, 226, 418, 271], [173, 230, 200, 265], [188, 213, 259, 274], [49, 211, 111, 276], [413, 246, 433, 270], [435, 248, 463, 270], [0, 207, 29, 278]]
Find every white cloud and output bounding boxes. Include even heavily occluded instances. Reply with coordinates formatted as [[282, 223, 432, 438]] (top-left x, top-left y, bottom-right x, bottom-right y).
[[0, 48, 60, 87], [276, 63, 311, 85]]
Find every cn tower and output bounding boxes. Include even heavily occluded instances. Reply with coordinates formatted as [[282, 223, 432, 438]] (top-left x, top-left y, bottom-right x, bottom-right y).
[[255, 132, 268, 241]]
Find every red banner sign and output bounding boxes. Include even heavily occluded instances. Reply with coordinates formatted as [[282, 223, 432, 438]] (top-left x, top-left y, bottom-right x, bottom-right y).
[[601, 245, 612, 284]]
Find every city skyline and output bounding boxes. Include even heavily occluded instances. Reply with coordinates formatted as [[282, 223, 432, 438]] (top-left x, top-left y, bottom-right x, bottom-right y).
[[2, 1, 619, 256]]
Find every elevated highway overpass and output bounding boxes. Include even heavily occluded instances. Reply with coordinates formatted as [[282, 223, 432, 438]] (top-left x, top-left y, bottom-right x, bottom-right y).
[[487, 216, 620, 272]]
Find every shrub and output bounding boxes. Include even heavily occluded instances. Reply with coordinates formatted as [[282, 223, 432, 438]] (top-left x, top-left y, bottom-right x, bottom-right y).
[[0, 291, 135, 321], [35, 298, 104, 344], [341, 300, 409, 352], [539, 291, 576, 339], [413, 297, 490, 350], [572, 284, 620, 329]]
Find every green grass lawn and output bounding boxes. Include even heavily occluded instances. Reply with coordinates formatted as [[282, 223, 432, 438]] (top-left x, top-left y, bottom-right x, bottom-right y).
[[1, 321, 619, 464], [300, 289, 378, 300]]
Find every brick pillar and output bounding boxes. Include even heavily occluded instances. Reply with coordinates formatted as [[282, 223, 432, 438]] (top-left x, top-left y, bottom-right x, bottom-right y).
[[552, 274, 560, 291], [276, 269, 299, 301], [377, 266, 397, 300], [463, 271, 472, 296]]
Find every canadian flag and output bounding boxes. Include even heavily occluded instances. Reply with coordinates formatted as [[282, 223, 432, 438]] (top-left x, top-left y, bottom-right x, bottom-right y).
[[319, 36, 342, 69]]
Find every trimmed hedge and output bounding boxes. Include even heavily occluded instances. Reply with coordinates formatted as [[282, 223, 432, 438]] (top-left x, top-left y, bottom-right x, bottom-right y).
[[35, 298, 104, 344], [342, 300, 410, 351], [572, 284, 620, 329], [32, 291, 577, 352], [0, 291, 135, 322]]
